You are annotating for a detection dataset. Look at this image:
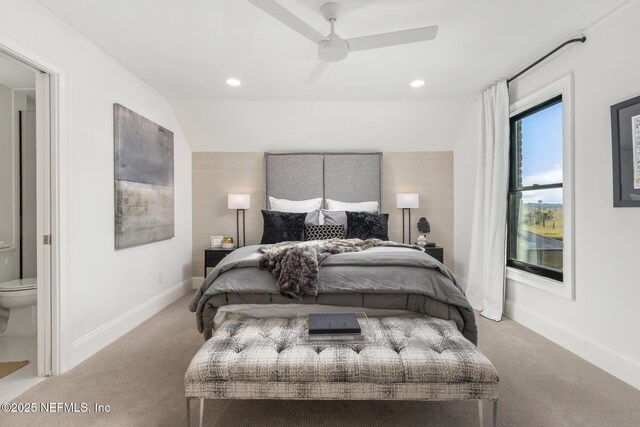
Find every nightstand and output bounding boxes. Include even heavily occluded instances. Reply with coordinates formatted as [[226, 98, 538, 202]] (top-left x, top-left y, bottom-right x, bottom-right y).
[[423, 246, 444, 263], [204, 247, 235, 277]]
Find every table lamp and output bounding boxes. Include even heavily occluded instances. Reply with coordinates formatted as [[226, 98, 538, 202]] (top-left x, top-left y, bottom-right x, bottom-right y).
[[228, 193, 250, 247], [396, 193, 419, 244]]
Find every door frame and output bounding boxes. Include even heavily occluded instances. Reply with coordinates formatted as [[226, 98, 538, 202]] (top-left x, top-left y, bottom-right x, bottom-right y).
[[0, 34, 69, 375]]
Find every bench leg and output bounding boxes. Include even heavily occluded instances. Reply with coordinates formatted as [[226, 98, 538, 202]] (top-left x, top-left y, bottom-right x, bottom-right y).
[[199, 398, 205, 427], [186, 398, 191, 427], [478, 400, 497, 427]]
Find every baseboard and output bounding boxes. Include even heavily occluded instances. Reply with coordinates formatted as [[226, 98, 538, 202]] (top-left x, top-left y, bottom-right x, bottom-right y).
[[70, 278, 193, 368], [193, 276, 204, 289], [504, 299, 640, 390]]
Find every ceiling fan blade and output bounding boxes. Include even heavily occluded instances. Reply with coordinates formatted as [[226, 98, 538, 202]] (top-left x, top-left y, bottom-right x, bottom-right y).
[[347, 25, 438, 52], [247, 0, 326, 44], [304, 60, 329, 85]]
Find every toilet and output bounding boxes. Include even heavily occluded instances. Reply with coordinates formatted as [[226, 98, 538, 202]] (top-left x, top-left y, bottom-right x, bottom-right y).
[[0, 278, 37, 336]]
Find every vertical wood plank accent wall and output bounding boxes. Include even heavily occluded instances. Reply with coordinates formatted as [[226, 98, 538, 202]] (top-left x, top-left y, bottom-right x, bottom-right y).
[[192, 152, 454, 276]]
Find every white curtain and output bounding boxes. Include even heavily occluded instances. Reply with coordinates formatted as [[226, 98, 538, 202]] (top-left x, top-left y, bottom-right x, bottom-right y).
[[466, 81, 510, 321]]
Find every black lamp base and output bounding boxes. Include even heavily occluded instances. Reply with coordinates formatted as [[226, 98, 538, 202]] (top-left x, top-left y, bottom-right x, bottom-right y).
[[401, 208, 412, 244], [236, 209, 246, 247]]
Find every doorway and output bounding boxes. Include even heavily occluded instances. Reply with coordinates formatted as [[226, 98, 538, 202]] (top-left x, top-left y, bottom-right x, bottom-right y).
[[0, 46, 57, 401]]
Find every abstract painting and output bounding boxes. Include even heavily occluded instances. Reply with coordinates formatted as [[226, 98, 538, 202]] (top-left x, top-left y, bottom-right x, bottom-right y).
[[114, 104, 174, 249]]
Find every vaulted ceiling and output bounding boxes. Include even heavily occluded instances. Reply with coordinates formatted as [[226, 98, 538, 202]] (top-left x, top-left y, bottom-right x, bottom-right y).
[[37, 0, 629, 101]]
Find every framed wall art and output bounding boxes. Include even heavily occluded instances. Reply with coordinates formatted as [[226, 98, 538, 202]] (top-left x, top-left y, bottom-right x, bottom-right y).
[[611, 94, 640, 207]]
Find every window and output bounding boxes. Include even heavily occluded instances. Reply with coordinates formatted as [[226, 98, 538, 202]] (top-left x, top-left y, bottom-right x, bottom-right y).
[[508, 96, 564, 282]]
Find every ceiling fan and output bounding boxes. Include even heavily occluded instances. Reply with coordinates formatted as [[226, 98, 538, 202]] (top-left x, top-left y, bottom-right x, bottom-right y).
[[247, 0, 438, 84]]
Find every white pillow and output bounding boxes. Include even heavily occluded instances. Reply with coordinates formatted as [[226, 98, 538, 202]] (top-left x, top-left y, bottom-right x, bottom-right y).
[[269, 196, 323, 213], [326, 199, 379, 212]]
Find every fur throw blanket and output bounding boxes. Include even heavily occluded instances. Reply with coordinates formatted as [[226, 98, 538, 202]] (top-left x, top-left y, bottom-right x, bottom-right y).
[[258, 239, 424, 299]]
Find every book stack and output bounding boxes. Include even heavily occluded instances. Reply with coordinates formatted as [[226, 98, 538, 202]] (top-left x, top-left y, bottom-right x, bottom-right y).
[[307, 313, 364, 342]]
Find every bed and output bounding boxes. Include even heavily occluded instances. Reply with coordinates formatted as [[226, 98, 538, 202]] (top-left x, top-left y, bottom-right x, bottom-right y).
[[189, 152, 477, 344]]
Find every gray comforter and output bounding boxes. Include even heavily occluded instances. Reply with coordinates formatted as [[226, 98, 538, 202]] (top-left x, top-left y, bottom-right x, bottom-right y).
[[259, 239, 425, 299], [189, 244, 478, 344]]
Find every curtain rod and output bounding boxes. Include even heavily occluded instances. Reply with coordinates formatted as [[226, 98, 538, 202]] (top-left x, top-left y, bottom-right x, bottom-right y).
[[507, 36, 586, 84]]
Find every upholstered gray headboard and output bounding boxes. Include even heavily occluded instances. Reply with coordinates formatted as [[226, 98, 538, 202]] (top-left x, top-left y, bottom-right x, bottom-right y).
[[265, 152, 383, 209]]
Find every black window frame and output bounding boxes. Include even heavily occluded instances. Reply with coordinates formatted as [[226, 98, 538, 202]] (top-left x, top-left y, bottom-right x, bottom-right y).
[[507, 95, 564, 282]]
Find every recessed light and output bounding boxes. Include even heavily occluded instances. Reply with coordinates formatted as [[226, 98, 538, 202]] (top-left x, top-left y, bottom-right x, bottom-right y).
[[226, 78, 242, 87], [410, 79, 426, 88]]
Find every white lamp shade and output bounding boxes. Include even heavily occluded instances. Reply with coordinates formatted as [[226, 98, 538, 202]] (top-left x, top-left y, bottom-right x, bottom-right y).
[[396, 193, 419, 209], [228, 193, 251, 210]]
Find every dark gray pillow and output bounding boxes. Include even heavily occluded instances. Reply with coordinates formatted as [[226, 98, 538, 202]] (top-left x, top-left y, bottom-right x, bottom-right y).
[[305, 224, 345, 241], [260, 210, 306, 244], [345, 211, 389, 240], [323, 209, 378, 234]]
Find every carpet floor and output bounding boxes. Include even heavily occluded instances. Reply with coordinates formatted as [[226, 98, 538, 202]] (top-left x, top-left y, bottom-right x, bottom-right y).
[[1, 292, 638, 426]]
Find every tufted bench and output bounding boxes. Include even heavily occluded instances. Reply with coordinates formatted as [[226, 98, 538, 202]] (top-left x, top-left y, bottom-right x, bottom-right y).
[[185, 316, 498, 426]]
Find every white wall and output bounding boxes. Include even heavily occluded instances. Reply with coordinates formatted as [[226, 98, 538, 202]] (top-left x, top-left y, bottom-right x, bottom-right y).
[[0, 0, 193, 370], [175, 97, 477, 280], [0, 87, 34, 283], [175, 97, 477, 281], [456, 0, 640, 389], [172, 99, 473, 152], [0, 84, 12, 247], [19, 106, 37, 279], [0, 84, 17, 283]]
